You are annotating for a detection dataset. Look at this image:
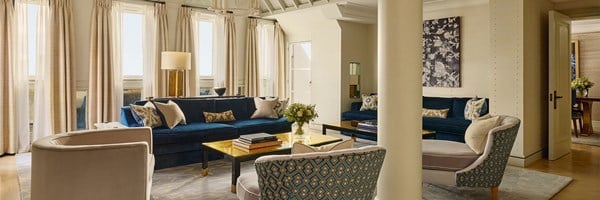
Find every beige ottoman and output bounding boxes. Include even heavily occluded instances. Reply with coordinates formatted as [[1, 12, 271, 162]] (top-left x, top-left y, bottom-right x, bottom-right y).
[[236, 173, 260, 200]]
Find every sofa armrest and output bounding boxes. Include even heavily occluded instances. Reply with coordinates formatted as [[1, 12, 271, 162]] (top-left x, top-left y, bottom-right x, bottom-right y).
[[51, 127, 154, 153]]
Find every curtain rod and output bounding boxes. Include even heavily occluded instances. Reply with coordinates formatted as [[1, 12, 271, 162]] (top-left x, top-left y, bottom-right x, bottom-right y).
[[249, 16, 277, 23], [145, 0, 165, 4], [182, 4, 210, 11]]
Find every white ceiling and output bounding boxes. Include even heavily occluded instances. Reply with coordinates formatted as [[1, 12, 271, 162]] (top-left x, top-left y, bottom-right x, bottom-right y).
[[572, 18, 600, 34]]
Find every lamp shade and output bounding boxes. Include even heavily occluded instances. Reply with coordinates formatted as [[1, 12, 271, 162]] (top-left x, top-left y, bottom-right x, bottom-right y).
[[161, 51, 191, 70], [350, 62, 361, 75]]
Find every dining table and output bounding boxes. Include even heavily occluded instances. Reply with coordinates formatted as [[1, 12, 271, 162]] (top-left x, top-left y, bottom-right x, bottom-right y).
[[576, 97, 600, 136]]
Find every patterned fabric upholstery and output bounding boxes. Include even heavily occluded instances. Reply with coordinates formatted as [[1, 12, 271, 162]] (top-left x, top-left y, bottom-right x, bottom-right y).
[[456, 116, 520, 187], [203, 110, 236, 123], [422, 108, 450, 118], [254, 146, 386, 200]]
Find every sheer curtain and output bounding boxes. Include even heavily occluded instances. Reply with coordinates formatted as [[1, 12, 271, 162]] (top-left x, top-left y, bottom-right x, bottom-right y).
[[0, 0, 18, 155], [256, 20, 276, 97], [274, 23, 286, 98], [31, 0, 52, 148]]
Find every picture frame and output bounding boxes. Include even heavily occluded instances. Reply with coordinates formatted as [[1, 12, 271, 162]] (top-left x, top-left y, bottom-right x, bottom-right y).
[[570, 40, 580, 80]]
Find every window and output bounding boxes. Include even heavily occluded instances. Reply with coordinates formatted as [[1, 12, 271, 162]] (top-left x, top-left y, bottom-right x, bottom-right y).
[[25, 3, 41, 127], [113, 2, 154, 106], [193, 14, 218, 95], [257, 22, 276, 97]]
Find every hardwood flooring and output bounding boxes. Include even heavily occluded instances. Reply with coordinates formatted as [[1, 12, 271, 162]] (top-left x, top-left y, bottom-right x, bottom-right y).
[[1, 141, 599, 200]]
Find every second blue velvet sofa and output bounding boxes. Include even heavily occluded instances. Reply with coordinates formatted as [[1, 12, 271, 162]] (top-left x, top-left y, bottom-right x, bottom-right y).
[[341, 96, 489, 142], [120, 97, 292, 169]]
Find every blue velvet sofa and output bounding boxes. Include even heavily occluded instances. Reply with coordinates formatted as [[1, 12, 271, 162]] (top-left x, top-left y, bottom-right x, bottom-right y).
[[120, 97, 292, 169], [341, 96, 489, 142]]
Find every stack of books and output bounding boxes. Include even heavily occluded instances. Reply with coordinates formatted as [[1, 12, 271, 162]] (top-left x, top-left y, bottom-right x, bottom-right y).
[[357, 120, 378, 132], [233, 133, 282, 152]]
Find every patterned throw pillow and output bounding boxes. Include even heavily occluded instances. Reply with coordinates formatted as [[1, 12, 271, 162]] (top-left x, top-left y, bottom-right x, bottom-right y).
[[130, 102, 163, 128], [274, 98, 289, 117], [422, 108, 450, 118], [204, 110, 236, 123], [464, 98, 487, 120], [360, 94, 378, 111], [154, 100, 187, 129], [251, 97, 279, 119], [291, 140, 354, 154]]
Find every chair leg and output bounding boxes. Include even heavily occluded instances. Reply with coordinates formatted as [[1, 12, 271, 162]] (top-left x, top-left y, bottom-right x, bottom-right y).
[[578, 118, 583, 136], [572, 119, 578, 137], [491, 186, 498, 200]]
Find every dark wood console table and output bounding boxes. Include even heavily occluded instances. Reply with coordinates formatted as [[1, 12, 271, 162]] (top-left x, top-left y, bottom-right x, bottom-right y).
[[576, 97, 600, 136]]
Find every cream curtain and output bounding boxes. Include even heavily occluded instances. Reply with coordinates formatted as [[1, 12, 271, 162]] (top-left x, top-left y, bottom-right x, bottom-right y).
[[175, 7, 196, 96], [0, 0, 17, 155], [153, 3, 169, 97], [32, 0, 52, 147], [244, 18, 259, 96], [224, 15, 237, 96], [274, 23, 286, 98], [88, 0, 117, 127], [13, 0, 31, 153], [50, 0, 75, 133]]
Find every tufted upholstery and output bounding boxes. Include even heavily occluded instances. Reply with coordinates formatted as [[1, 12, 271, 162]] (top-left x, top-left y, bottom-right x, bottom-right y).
[[238, 146, 386, 200], [422, 115, 521, 199]]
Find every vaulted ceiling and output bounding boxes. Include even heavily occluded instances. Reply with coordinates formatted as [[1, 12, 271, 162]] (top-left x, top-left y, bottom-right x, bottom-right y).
[[258, 0, 343, 16]]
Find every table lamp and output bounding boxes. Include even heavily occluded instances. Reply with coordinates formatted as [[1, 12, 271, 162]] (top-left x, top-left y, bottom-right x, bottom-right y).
[[162, 51, 191, 97]]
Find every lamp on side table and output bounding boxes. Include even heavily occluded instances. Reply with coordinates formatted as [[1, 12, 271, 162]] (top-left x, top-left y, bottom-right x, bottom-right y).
[[162, 51, 191, 97]]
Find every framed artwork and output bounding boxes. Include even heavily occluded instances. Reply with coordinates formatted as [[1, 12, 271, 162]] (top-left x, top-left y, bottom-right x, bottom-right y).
[[570, 40, 580, 80], [422, 16, 461, 88]]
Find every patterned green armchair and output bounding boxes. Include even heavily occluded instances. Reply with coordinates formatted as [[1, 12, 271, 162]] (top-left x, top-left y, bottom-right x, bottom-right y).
[[422, 115, 521, 200], [236, 146, 386, 200]]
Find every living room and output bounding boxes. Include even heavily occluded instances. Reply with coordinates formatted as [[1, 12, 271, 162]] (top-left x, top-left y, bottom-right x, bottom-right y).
[[1, 0, 600, 199]]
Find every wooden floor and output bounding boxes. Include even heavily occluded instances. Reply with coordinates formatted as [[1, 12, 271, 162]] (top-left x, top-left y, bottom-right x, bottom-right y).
[[1, 142, 599, 200]]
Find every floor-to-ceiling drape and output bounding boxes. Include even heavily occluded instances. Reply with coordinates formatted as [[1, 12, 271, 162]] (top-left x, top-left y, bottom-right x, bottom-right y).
[[13, 0, 31, 153], [274, 23, 286, 98], [153, 3, 169, 97], [175, 7, 196, 96], [50, 0, 75, 133], [0, 0, 17, 155], [244, 18, 259, 96], [31, 0, 52, 147], [224, 15, 237, 96], [88, 0, 117, 127]]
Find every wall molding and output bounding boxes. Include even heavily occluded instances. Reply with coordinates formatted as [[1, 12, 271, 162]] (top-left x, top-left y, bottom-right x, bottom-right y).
[[508, 150, 543, 167]]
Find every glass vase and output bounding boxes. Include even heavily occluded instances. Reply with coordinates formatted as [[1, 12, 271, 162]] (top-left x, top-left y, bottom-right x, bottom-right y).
[[576, 89, 588, 98], [292, 121, 306, 139]]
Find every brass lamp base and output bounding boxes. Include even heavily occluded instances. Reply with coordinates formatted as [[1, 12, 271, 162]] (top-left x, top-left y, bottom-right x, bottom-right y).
[[167, 70, 185, 97]]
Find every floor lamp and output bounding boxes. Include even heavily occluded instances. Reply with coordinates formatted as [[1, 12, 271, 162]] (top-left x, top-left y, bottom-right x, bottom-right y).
[[162, 51, 191, 97]]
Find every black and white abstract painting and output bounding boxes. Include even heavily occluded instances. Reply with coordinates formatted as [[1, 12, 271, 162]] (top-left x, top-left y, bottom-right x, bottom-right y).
[[422, 16, 461, 87]]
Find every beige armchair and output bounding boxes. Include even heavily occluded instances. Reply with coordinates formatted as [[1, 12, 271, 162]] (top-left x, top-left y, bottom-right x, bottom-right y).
[[31, 127, 154, 200]]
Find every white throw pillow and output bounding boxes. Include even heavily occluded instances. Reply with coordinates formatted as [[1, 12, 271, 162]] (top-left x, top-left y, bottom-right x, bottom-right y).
[[464, 115, 501, 154], [251, 97, 279, 119], [154, 100, 187, 129], [291, 140, 354, 154]]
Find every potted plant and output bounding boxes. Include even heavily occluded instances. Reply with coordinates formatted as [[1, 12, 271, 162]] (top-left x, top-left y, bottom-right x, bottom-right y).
[[571, 77, 595, 97], [283, 103, 318, 137]]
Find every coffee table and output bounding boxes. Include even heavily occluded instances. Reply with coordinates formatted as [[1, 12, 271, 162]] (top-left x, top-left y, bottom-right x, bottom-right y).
[[201, 132, 343, 193], [322, 121, 436, 140]]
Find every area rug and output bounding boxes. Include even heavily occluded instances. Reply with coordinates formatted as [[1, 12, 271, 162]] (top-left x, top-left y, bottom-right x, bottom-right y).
[[15, 151, 572, 200], [572, 131, 600, 147]]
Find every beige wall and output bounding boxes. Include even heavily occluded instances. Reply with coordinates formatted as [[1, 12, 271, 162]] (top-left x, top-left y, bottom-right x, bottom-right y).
[[339, 21, 376, 113], [273, 6, 342, 124], [422, 3, 491, 98], [573, 32, 600, 121]]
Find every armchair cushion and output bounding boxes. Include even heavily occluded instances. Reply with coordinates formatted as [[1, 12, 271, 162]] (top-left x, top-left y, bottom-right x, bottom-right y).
[[291, 139, 354, 154], [237, 173, 260, 200], [422, 139, 479, 171]]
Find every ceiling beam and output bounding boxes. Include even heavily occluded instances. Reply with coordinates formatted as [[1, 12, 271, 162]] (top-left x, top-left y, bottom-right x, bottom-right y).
[[262, 0, 274, 13], [276, 0, 287, 11], [291, 0, 299, 8]]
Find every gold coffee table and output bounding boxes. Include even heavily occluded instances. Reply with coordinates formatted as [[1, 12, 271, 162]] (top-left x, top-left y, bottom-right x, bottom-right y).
[[201, 132, 342, 193]]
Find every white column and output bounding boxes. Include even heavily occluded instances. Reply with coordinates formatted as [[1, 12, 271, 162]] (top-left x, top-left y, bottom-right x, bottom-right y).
[[377, 0, 423, 199]]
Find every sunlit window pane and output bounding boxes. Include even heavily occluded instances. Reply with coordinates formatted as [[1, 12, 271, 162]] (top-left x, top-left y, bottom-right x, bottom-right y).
[[197, 21, 214, 77], [122, 13, 144, 77], [27, 5, 39, 77]]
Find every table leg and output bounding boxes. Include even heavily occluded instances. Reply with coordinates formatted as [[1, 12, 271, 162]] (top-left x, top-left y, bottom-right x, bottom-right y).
[[581, 101, 594, 135], [322, 126, 327, 135], [201, 150, 208, 176], [231, 159, 241, 193]]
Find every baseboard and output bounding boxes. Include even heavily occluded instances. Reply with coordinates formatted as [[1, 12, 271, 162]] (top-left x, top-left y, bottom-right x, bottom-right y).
[[508, 150, 543, 167], [594, 120, 600, 128]]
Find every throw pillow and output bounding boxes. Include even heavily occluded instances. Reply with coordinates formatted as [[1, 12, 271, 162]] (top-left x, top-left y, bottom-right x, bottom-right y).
[[130, 102, 163, 128], [422, 108, 450, 118], [274, 98, 289, 117], [154, 100, 187, 129], [464, 115, 501, 154], [204, 110, 236, 123], [464, 98, 487, 120], [360, 94, 378, 111], [251, 97, 279, 119], [291, 140, 354, 154]]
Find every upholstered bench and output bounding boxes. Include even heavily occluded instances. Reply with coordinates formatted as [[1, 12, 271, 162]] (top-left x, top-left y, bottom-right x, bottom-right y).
[[422, 140, 479, 172]]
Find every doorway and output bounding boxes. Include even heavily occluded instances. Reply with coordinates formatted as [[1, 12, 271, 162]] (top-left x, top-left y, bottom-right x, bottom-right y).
[[289, 42, 312, 105]]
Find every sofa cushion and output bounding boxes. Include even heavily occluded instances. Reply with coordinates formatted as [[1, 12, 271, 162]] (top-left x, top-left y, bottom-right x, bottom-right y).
[[216, 98, 251, 120], [341, 110, 377, 121], [422, 117, 471, 137], [464, 98, 487, 120], [422, 139, 479, 171], [152, 122, 237, 145], [130, 102, 163, 128], [360, 94, 378, 111], [172, 99, 215, 123], [250, 97, 279, 119], [154, 100, 187, 129], [423, 96, 454, 114], [422, 108, 449, 118], [227, 118, 291, 135], [204, 110, 236, 123]]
